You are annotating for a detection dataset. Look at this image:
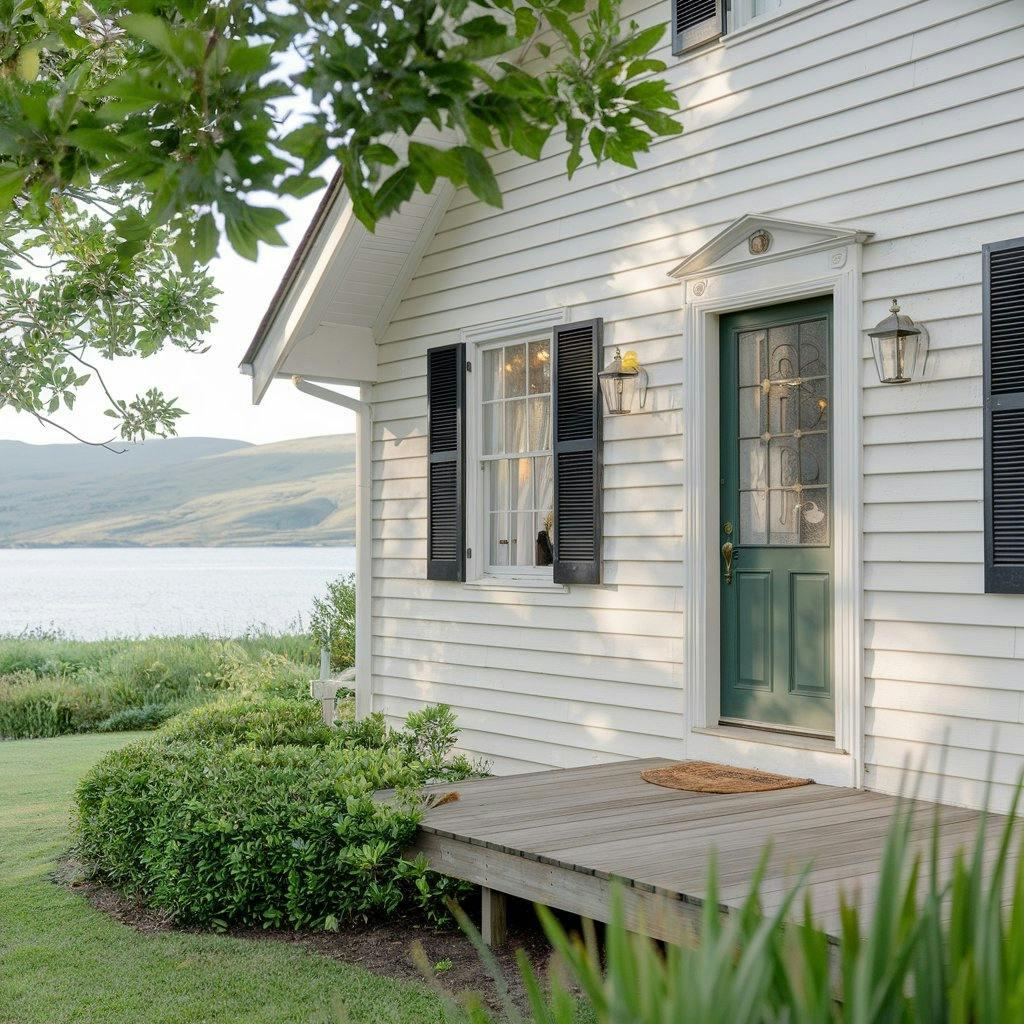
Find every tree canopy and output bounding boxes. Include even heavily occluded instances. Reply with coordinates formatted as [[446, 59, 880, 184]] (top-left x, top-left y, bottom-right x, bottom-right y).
[[0, 0, 682, 440]]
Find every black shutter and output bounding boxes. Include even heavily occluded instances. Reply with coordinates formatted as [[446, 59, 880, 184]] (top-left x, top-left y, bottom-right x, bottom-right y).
[[552, 319, 603, 585], [427, 343, 466, 581], [984, 237, 1024, 594], [672, 0, 724, 55]]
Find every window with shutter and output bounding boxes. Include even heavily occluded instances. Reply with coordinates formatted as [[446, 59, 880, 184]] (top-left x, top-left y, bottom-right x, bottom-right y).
[[672, 0, 724, 55], [427, 343, 466, 581], [552, 319, 603, 585], [984, 237, 1024, 594]]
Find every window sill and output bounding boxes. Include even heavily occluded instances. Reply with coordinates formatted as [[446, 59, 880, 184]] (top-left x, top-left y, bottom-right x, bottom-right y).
[[464, 576, 568, 594]]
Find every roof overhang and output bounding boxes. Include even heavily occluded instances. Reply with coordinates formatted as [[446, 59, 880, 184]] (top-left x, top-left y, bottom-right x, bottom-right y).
[[239, 167, 453, 403]]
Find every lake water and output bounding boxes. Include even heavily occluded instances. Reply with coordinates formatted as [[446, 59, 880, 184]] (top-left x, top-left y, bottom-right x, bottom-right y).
[[0, 547, 357, 639]]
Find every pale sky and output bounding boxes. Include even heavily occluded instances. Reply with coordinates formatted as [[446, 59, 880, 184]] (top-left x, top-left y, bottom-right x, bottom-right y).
[[0, 191, 357, 447]]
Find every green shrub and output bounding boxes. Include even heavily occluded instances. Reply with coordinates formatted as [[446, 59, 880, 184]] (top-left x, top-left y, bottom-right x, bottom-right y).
[[0, 675, 125, 738], [0, 636, 123, 678], [75, 701, 474, 930], [216, 648, 313, 703], [160, 697, 337, 748], [237, 629, 320, 666], [0, 634, 320, 739], [309, 575, 356, 672], [95, 703, 179, 732], [337, 706, 478, 782]]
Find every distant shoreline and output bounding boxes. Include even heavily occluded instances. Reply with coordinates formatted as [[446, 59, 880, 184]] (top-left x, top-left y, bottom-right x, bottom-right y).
[[0, 542, 354, 550], [1, 434, 356, 548]]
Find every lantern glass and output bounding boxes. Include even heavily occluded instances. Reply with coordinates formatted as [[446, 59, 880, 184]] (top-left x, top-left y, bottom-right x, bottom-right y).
[[866, 299, 928, 385], [871, 331, 911, 384], [600, 370, 637, 415]]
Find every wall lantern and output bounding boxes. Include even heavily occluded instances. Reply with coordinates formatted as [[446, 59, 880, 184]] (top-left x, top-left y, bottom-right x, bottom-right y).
[[866, 298, 929, 384], [599, 348, 649, 414]]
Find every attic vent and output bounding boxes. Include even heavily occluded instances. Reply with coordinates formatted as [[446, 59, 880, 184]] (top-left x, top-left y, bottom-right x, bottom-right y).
[[984, 237, 1024, 594], [672, 0, 724, 55]]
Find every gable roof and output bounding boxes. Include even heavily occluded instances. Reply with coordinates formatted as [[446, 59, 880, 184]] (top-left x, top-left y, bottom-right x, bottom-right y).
[[239, 170, 452, 402]]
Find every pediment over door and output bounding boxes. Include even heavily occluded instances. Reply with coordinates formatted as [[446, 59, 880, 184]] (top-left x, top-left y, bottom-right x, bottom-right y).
[[668, 215, 872, 281]]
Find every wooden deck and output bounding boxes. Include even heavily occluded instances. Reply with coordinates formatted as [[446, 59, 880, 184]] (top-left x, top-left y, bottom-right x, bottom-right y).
[[411, 758, 1010, 946]]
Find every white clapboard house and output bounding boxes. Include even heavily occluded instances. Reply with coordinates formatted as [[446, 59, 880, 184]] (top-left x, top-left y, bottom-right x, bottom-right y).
[[241, 0, 1024, 812]]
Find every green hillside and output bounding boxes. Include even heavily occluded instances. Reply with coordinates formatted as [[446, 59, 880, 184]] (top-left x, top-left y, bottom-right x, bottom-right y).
[[0, 435, 355, 547]]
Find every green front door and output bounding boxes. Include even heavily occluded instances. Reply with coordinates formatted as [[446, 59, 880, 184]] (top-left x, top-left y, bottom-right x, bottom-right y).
[[719, 298, 834, 736]]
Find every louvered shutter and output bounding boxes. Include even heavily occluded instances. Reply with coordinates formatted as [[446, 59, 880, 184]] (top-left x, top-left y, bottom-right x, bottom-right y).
[[672, 0, 724, 55], [984, 237, 1024, 594], [427, 343, 466, 581], [552, 319, 603, 585]]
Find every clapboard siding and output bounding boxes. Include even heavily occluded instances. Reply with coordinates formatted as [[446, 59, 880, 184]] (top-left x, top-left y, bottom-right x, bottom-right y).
[[365, 0, 1024, 803]]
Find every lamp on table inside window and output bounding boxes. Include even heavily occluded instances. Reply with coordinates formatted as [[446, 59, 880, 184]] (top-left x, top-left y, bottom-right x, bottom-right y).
[[866, 298, 929, 384], [599, 348, 648, 414]]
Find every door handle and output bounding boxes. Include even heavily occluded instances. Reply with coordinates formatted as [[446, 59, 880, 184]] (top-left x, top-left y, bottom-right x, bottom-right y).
[[722, 541, 734, 585]]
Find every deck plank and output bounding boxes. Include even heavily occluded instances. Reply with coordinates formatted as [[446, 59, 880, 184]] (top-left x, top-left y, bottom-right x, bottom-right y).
[[408, 760, 1013, 944]]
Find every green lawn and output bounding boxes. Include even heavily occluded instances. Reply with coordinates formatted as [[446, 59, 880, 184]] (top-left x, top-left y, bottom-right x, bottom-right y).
[[0, 733, 451, 1024]]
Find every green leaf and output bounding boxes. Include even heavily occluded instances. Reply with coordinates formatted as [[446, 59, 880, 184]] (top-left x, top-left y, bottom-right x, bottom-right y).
[[545, 10, 580, 56], [173, 230, 195, 273], [624, 80, 675, 105], [278, 174, 327, 199], [112, 208, 153, 242], [279, 123, 327, 159], [454, 147, 502, 208], [119, 14, 180, 61], [604, 135, 638, 168], [224, 213, 258, 261], [456, 14, 508, 41], [226, 41, 274, 77], [0, 165, 28, 211], [626, 58, 667, 77], [509, 121, 550, 161], [373, 165, 416, 219], [514, 7, 539, 38], [616, 23, 666, 59], [362, 144, 399, 168], [633, 108, 684, 136], [194, 213, 219, 264]]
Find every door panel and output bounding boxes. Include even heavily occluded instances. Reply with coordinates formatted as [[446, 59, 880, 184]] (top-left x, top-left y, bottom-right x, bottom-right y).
[[736, 570, 772, 691], [720, 298, 834, 735], [789, 573, 830, 697]]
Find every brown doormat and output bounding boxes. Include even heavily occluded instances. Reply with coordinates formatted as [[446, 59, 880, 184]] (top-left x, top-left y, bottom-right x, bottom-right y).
[[641, 760, 812, 794]]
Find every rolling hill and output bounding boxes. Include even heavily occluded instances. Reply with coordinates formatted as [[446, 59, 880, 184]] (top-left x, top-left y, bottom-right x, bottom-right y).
[[0, 435, 356, 547]]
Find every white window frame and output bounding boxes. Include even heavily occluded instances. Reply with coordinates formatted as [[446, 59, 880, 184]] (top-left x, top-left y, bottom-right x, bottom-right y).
[[461, 308, 570, 589], [726, 0, 817, 34]]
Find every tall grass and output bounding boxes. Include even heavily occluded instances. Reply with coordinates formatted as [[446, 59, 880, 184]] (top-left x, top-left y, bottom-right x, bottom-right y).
[[0, 632, 322, 739], [439, 788, 1024, 1022]]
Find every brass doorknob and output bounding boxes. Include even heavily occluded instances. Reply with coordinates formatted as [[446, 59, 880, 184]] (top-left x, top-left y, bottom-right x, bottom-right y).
[[722, 541, 734, 585]]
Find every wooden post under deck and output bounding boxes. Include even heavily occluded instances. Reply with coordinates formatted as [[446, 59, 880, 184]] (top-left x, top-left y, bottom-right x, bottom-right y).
[[480, 886, 508, 947]]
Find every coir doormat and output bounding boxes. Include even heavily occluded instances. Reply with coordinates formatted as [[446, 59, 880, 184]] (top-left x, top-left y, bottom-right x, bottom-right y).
[[640, 760, 812, 794]]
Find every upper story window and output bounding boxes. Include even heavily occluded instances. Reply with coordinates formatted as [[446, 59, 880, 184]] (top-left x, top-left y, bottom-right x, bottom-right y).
[[478, 337, 554, 574], [672, 0, 800, 54]]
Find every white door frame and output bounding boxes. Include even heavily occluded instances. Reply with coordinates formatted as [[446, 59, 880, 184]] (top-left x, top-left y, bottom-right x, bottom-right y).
[[669, 215, 871, 788]]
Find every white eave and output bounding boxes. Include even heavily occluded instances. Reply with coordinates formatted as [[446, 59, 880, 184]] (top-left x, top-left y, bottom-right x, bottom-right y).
[[239, 171, 453, 402]]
